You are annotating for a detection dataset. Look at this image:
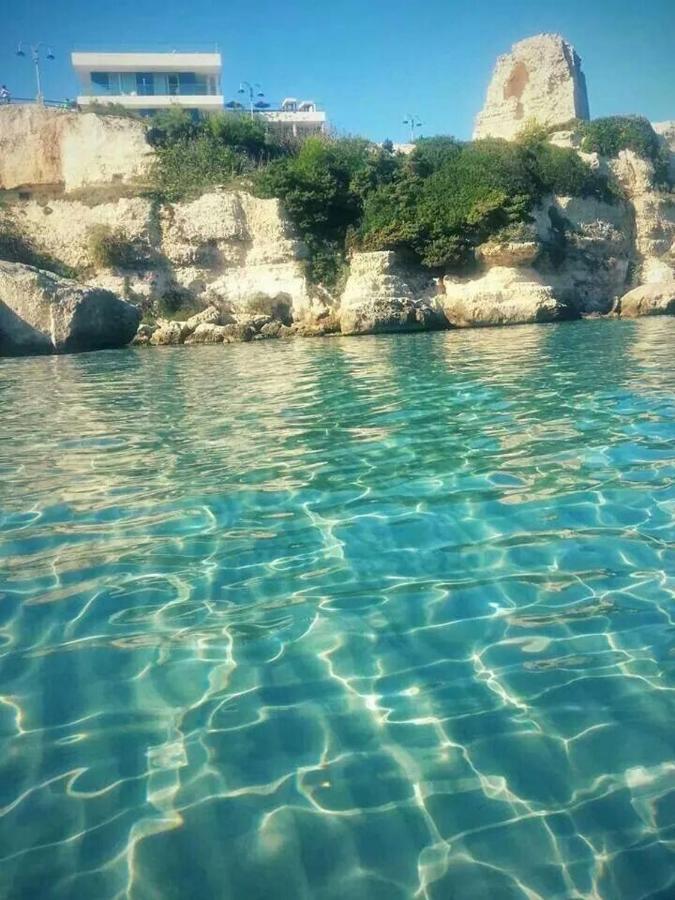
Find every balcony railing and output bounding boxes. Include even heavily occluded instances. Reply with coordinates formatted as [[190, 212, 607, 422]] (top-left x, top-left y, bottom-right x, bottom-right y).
[[85, 83, 218, 97]]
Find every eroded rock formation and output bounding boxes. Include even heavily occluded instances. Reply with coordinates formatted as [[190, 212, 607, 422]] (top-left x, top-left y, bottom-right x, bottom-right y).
[[474, 34, 590, 140], [6, 188, 319, 324], [339, 252, 445, 335], [0, 261, 140, 355], [441, 240, 562, 326], [619, 282, 675, 317]]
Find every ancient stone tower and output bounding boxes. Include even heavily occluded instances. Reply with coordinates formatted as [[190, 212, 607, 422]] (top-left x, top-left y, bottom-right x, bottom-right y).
[[473, 34, 590, 140]]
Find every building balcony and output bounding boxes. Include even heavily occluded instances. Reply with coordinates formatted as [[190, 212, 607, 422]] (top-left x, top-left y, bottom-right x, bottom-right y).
[[77, 93, 225, 111]]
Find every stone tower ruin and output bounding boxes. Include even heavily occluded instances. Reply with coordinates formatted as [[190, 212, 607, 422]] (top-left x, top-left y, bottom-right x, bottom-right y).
[[473, 34, 590, 140]]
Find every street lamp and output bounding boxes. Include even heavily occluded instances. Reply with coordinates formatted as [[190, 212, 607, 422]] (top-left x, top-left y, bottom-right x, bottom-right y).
[[16, 42, 55, 103], [403, 114, 422, 142], [238, 81, 267, 117]]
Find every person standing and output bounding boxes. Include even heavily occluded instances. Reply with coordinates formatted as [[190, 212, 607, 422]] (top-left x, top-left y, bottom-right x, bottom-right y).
[[0, 85, 10, 104]]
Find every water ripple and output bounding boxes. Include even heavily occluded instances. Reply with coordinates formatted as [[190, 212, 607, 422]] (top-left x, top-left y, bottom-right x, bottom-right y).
[[1, 319, 675, 898]]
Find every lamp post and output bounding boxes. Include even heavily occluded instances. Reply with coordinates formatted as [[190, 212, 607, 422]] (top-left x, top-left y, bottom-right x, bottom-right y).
[[238, 81, 265, 117], [403, 114, 422, 143], [16, 42, 55, 103]]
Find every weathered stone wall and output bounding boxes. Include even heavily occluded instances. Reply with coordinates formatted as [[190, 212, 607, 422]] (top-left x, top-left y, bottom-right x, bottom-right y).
[[473, 34, 590, 140], [610, 150, 675, 285], [0, 105, 153, 193], [339, 251, 444, 334], [7, 188, 317, 322]]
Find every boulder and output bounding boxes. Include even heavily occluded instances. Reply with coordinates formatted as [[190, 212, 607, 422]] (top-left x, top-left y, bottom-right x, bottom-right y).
[[184, 305, 221, 331], [149, 319, 188, 346], [184, 323, 229, 344], [473, 34, 590, 140], [441, 267, 563, 327], [0, 260, 140, 356], [618, 282, 675, 318], [132, 323, 157, 346], [221, 323, 254, 342], [340, 251, 446, 335]]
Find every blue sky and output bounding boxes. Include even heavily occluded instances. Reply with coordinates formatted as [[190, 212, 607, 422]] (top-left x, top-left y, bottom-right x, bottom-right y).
[[2, 0, 674, 141]]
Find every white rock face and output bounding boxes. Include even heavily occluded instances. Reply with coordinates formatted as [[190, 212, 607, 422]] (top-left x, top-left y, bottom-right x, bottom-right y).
[[473, 34, 590, 140], [532, 195, 633, 313], [7, 196, 154, 270], [162, 191, 316, 320], [339, 252, 445, 335], [610, 150, 675, 284], [6, 188, 317, 322], [441, 266, 561, 327], [0, 106, 152, 193], [0, 261, 140, 355]]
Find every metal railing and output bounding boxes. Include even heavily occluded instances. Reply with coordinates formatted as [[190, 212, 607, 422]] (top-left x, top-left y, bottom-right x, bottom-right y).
[[1, 97, 75, 108]]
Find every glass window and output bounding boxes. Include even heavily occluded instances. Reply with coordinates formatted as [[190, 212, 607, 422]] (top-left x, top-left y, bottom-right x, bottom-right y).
[[120, 73, 136, 95], [91, 72, 109, 93], [136, 73, 154, 96]]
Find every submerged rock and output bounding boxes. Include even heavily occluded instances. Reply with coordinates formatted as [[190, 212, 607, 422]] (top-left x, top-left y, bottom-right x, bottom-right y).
[[618, 282, 675, 317], [0, 260, 140, 356]]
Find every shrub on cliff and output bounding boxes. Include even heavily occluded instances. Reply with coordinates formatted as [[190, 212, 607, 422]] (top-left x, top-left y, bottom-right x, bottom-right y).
[[149, 136, 246, 202], [579, 116, 670, 184], [359, 134, 612, 269], [87, 224, 143, 270], [254, 137, 401, 284], [148, 110, 295, 201]]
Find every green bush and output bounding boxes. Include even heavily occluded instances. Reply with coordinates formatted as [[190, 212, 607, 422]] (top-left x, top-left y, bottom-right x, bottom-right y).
[[254, 137, 400, 284], [147, 111, 295, 202], [149, 136, 247, 202], [83, 102, 143, 120], [87, 224, 142, 269], [579, 116, 670, 184], [359, 134, 612, 270]]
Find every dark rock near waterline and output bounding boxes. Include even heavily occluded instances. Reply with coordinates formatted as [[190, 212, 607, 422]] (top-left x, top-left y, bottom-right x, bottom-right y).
[[0, 260, 140, 356]]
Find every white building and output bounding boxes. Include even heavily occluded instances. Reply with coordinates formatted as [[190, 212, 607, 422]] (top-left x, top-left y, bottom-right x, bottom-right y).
[[256, 98, 327, 136], [71, 51, 223, 114]]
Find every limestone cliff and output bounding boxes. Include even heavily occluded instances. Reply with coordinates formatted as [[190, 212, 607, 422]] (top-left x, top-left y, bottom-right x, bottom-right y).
[[474, 34, 590, 140], [0, 105, 152, 194], [339, 252, 445, 334], [6, 188, 318, 323], [610, 151, 675, 285]]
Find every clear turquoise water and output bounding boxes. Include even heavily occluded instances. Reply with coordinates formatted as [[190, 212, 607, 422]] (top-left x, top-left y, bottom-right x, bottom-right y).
[[1, 319, 675, 899]]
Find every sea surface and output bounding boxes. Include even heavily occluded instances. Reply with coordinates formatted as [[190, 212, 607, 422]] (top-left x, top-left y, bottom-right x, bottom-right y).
[[1, 319, 674, 899]]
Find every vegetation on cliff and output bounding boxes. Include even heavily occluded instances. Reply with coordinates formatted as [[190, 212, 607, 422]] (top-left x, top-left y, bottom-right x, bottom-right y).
[[147, 108, 295, 202], [578, 116, 671, 185], [139, 109, 616, 285], [359, 130, 613, 269]]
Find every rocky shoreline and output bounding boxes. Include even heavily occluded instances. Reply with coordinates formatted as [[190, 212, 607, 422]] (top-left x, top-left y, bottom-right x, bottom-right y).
[[1, 34, 674, 357]]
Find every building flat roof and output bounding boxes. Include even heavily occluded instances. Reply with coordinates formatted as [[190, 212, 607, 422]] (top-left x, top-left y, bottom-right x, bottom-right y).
[[71, 52, 222, 73]]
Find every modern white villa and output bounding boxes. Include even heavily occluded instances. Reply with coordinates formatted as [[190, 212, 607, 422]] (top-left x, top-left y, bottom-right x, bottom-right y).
[[71, 51, 224, 114], [70, 51, 327, 132]]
